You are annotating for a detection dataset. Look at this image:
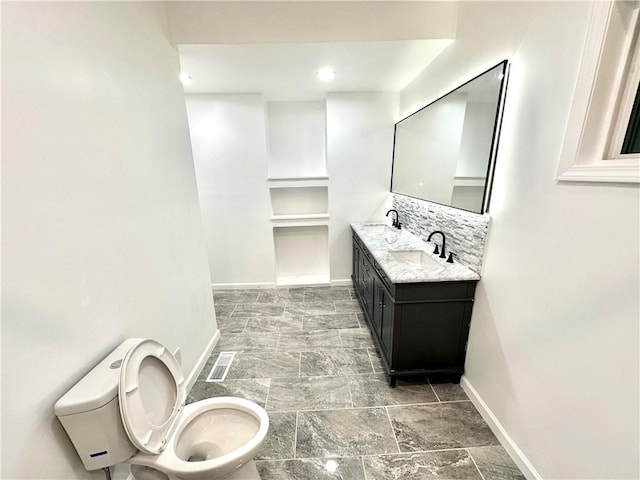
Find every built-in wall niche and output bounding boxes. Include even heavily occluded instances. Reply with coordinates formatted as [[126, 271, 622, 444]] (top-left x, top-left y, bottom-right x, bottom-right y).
[[267, 101, 327, 179], [273, 225, 329, 285], [269, 186, 329, 219]]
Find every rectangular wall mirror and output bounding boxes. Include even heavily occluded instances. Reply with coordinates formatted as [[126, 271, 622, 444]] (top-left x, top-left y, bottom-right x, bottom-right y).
[[391, 60, 509, 214]]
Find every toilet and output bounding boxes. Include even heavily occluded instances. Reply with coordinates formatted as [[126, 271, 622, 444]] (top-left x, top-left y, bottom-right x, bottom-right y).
[[54, 338, 269, 480]]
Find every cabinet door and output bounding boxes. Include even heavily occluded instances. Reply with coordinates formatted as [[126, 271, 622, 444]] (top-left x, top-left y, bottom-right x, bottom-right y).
[[373, 279, 395, 364], [396, 302, 469, 370], [361, 260, 375, 320], [352, 240, 361, 293], [378, 285, 394, 359], [372, 284, 383, 335]]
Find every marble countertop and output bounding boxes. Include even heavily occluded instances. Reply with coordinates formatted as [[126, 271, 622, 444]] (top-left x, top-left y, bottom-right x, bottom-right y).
[[351, 222, 480, 283]]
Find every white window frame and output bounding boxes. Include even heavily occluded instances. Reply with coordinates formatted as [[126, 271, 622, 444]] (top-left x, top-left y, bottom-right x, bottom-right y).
[[557, 1, 640, 183]]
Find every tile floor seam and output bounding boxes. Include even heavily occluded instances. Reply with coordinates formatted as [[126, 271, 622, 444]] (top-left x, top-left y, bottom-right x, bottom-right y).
[[263, 400, 444, 414], [263, 378, 271, 412], [360, 456, 369, 480], [346, 375, 355, 409], [293, 411, 299, 459], [384, 406, 402, 455], [255, 446, 475, 463], [427, 377, 441, 402], [468, 447, 488, 480]]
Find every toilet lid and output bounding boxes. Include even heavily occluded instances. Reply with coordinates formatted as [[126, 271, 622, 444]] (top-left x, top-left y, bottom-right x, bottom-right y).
[[118, 339, 186, 454]]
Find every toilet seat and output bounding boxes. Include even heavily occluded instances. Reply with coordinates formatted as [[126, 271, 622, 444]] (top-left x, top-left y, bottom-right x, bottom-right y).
[[119, 339, 186, 454]]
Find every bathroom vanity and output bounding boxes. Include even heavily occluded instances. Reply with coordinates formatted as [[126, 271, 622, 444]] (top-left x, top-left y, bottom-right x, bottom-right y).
[[351, 223, 479, 386]]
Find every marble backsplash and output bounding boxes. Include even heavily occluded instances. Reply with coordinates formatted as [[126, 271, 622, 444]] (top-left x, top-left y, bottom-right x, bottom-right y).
[[392, 194, 490, 274]]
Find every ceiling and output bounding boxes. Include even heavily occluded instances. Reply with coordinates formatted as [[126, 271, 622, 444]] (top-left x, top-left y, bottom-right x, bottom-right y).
[[178, 39, 454, 100]]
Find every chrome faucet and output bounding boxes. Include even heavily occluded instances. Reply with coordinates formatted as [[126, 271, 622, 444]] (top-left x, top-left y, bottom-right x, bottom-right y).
[[427, 230, 447, 259], [385, 209, 401, 229]]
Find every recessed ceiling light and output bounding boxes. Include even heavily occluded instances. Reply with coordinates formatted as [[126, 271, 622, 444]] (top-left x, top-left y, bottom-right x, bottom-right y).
[[316, 67, 335, 82], [179, 72, 192, 84]]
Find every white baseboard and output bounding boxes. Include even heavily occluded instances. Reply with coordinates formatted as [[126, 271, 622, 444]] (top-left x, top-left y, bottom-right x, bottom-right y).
[[184, 329, 220, 393], [211, 282, 276, 290], [460, 376, 542, 480], [331, 279, 354, 287]]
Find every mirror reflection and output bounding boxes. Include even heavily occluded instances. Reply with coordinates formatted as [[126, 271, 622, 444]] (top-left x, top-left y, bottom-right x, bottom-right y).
[[391, 60, 508, 214]]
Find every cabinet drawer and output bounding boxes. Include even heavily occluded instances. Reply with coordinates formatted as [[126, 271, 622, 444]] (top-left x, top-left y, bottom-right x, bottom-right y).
[[397, 281, 476, 302]]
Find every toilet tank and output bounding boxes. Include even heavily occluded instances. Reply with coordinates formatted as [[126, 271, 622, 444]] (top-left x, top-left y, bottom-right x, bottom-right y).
[[54, 339, 142, 471]]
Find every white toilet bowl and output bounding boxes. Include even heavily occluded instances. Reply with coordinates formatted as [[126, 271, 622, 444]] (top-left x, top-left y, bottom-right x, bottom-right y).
[[129, 396, 269, 480]]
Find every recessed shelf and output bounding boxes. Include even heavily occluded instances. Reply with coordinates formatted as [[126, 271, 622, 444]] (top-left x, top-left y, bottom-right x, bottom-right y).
[[270, 186, 328, 216], [270, 219, 330, 228], [273, 225, 329, 286], [267, 176, 330, 182], [271, 214, 330, 221]]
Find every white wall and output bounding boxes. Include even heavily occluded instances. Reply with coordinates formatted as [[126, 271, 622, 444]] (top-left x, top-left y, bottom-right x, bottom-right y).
[[327, 93, 398, 282], [401, 2, 639, 478], [186, 93, 396, 286], [1, 3, 216, 479], [185, 94, 276, 286]]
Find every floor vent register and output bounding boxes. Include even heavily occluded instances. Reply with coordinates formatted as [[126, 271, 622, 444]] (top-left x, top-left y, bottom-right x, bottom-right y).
[[205, 351, 236, 382]]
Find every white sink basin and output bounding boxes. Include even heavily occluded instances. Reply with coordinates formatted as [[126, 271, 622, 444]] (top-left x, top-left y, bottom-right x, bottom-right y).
[[389, 250, 443, 269]]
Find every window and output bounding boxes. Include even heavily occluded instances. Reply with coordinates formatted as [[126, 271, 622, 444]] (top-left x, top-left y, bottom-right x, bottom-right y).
[[557, 1, 640, 183]]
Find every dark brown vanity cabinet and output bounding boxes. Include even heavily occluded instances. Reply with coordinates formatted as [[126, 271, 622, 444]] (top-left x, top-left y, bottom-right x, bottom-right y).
[[352, 230, 477, 386]]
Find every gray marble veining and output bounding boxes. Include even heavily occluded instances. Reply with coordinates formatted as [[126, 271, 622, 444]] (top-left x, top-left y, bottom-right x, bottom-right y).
[[388, 402, 500, 451], [285, 301, 337, 316], [339, 328, 375, 349], [266, 376, 351, 412], [256, 457, 366, 480], [302, 313, 360, 331], [468, 446, 526, 480], [363, 450, 482, 479], [278, 330, 342, 351], [245, 315, 303, 332], [214, 316, 247, 333], [334, 299, 364, 313], [256, 411, 297, 460], [296, 408, 399, 457], [430, 382, 469, 402], [213, 332, 279, 352], [351, 222, 480, 283], [256, 288, 306, 303], [232, 303, 286, 317], [348, 374, 438, 407], [224, 352, 300, 379], [368, 348, 386, 373], [303, 287, 352, 302], [187, 378, 270, 408], [300, 349, 374, 376], [213, 304, 236, 317]]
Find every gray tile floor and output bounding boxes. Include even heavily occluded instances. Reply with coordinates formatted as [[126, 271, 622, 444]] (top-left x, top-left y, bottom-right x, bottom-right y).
[[188, 286, 526, 480]]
